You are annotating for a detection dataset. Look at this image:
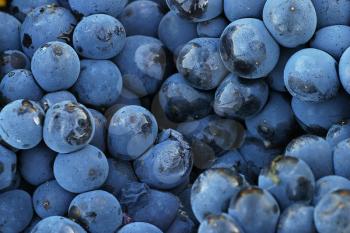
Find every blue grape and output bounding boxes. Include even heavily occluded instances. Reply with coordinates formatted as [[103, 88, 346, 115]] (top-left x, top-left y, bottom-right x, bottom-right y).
[[311, 25, 350, 60], [220, 18, 280, 79], [191, 168, 248, 222], [0, 69, 44, 104], [113, 35, 166, 97], [0, 12, 21, 53], [20, 4, 77, 57], [313, 175, 350, 205], [228, 186, 280, 233], [73, 14, 126, 59], [119, 0, 165, 37], [0, 50, 30, 77], [54, 145, 109, 193], [263, 0, 317, 48], [0, 100, 44, 149], [31, 41, 80, 92], [19, 143, 55, 186], [259, 156, 315, 210], [176, 37, 228, 90], [32, 180, 75, 218], [314, 189, 350, 233], [68, 0, 128, 18], [0, 190, 33, 232], [68, 190, 123, 233], [311, 0, 350, 28], [43, 101, 95, 153], [108, 105, 158, 160], [30, 216, 87, 233], [159, 73, 213, 123], [72, 59, 123, 107], [284, 48, 339, 102], [285, 135, 333, 179], [292, 94, 350, 134], [277, 204, 316, 233], [214, 73, 269, 119], [134, 129, 192, 189], [158, 11, 198, 54]]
